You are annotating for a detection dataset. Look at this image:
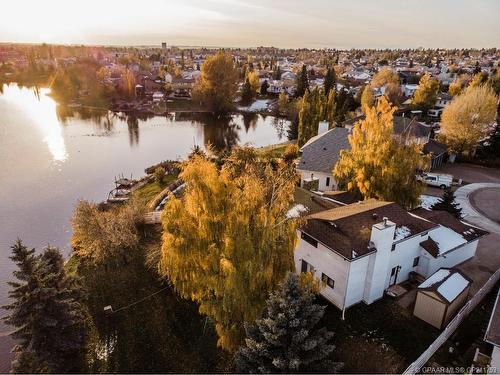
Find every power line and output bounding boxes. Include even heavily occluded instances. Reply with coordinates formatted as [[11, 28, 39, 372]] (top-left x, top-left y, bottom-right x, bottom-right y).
[[105, 285, 170, 315]]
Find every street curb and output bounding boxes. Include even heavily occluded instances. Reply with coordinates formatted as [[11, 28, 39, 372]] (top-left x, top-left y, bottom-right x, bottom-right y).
[[455, 183, 500, 235]]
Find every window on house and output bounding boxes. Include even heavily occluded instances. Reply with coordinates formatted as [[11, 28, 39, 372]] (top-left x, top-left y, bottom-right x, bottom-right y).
[[413, 256, 420, 267], [326, 177, 330, 187], [301, 260, 315, 274], [301, 232, 318, 248], [321, 273, 335, 289]]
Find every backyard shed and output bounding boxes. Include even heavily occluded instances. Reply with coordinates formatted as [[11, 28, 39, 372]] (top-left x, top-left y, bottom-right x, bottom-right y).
[[413, 268, 471, 329]]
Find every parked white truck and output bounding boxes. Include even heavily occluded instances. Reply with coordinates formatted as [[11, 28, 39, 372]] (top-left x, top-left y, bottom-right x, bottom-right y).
[[417, 172, 453, 189]]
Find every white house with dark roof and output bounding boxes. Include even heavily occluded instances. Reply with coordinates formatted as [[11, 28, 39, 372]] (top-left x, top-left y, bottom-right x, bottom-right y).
[[294, 198, 487, 314], [297, 127, 350, 191]]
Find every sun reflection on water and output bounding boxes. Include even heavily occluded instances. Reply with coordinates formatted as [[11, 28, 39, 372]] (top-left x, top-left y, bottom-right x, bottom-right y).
[[2, 84, 67, 162]]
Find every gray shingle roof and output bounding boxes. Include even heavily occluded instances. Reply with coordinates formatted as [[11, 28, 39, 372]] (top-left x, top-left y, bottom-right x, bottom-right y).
[[298, 127, 351, 174]]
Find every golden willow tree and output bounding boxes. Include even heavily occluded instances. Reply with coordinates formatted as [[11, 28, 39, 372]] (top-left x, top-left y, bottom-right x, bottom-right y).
[[440, 84, 498, 155], [159, 149, 299, 351], [334, 97, 428, 209]]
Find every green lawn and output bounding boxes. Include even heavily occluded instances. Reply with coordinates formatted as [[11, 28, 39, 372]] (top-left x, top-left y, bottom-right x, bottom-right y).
[[134, 174, 178, 207]]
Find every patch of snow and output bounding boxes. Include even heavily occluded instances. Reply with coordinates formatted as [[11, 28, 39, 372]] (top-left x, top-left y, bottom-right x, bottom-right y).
[[286, 204, 309, 219], [419, 195, 442, 210], [427, 226, 466, 255], [394, 225, 411, 241], [238, 99, 270, 112], [419, 269, 451, 289], [437, 272, 469, 302]]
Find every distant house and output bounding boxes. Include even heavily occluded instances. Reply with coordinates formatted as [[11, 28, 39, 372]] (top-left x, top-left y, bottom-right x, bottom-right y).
[[294, 199, 487, 312], [171, 76, 195, 97], [428, 93, 452, 118], [297, 127, 351, 191], [413, 268, 471, 329], [423, 139, 448, 170], [152, 91, 164, 102]]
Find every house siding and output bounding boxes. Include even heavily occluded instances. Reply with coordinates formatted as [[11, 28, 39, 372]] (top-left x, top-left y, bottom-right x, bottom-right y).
[[425, 240, 478, 277], [414, 290, 447, 329], [294, 231, 350, 309], [298, 169, 336, 191]]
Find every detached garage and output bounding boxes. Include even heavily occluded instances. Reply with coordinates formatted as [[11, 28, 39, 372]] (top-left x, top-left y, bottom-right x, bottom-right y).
[[413, 268, 472, 329]]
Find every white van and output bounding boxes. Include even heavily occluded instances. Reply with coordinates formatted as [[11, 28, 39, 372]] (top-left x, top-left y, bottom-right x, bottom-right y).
[[417, 172, 453, 189]]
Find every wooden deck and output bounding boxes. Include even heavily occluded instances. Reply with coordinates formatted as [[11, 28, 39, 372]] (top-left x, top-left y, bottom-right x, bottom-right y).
[[144, 211, 162, 225]]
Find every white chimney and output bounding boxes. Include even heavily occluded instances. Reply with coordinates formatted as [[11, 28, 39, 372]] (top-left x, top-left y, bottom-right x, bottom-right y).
[[318, 121, 329, 135], [363, 219, 396, 304]]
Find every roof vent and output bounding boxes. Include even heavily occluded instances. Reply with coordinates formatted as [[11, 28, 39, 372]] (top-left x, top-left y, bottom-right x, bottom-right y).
[[383, 217, 389, 226], [352, 250, 358, 258], [372, 213, 378, 220]]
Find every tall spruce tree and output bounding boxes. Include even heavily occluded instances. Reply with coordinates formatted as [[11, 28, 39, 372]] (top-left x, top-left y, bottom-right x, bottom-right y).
[[2, 240, 44, 372], [241, 77, 254, 104], [235, 273, 341, 373], [295, 65, 309, 98], [324, 66, 336, 96], [431, 188, 462, 218], [3, 242, 88, 373]]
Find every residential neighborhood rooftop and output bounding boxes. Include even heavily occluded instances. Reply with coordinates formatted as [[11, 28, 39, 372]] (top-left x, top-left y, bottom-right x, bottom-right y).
[[298, 127, 351, 174], [301, 199, 438, 259]]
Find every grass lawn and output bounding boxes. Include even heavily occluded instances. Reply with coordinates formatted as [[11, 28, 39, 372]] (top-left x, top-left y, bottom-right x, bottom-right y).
[[134, 174, 178, 207], [320, 297, 440, 373], [70, 227, 230, 373]]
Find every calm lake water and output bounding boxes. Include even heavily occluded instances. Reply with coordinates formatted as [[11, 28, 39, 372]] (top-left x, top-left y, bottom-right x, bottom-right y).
[[0, 84, 288, 370]]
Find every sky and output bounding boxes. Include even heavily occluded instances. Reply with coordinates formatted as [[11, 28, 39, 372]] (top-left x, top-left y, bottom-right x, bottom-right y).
[[1, 0, 499, 48]]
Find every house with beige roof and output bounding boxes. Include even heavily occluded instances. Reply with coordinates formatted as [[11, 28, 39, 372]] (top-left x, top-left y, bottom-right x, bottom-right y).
[[294, 198, 487, 315]]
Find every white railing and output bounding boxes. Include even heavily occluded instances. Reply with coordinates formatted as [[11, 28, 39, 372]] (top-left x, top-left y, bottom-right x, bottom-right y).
[[404, 268, 500, 374]]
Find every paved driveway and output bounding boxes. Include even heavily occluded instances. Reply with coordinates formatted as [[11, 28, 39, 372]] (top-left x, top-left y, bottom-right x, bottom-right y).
[[435, 163, 500, 184], [455, 183, 500, 235]]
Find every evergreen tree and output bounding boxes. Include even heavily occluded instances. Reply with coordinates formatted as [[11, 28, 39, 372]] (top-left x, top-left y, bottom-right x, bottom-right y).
[[235, 273, 341, 373], [3, 242, 88, 373], [295, 65, 309, 98], [273, 65, 281, 80], [241, 77, 254, 104], [431, 188, 462, 218], [2, 240, 40, 368], [260, 79, 269, 95], [324, 66, 336, 96]]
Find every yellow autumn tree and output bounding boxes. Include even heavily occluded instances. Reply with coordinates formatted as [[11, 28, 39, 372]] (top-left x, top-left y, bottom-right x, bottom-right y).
[[246, 70, 260, 94], [412, 73, 440, 113], [440, 84, 498, 155], [334, 97, 428, 209], [371, 68, 399, 88], [361, 85, 375, 113], [192, 51, 238, 113], [159, 149, 299, 351]]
